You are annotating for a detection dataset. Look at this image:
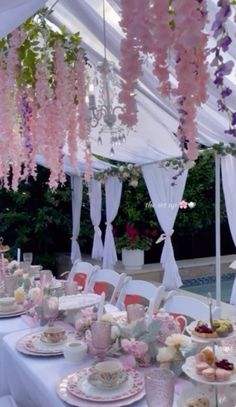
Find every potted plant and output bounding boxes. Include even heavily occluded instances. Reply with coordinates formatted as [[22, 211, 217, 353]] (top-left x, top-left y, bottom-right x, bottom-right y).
[[115, 225, 156, 270]]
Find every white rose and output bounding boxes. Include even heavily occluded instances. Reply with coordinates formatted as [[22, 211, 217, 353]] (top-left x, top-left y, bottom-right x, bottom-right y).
[[156, 346, 177, 363], [101, 313, 115, 323], [165, 334, 191, 348], [188, 201, 196, 209], [28, 287, 41, 304], [13, 268, 23, 277], [7, 260, 18, 272], [127, 164, 133, 170], [119, 166, 124, 172]]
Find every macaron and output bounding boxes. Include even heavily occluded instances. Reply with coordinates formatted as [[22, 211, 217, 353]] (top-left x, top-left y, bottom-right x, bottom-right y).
[[195, 353, 207, 363], [201, 367, 216, 381], [195, 362, 209, 373], [215, 368, 231, 381]]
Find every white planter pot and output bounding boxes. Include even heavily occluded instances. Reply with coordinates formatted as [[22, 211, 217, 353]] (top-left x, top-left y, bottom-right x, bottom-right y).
[[121, 249, 144, 270]]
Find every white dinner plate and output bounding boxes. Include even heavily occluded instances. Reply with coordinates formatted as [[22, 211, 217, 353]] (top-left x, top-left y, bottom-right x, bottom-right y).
[[56, 372, 145, 407], [182, 355, 236, 386]]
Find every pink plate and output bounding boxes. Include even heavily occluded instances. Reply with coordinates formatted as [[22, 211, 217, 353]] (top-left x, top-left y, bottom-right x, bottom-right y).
[[67, 367, 144, 402], [0, 304, 29, 318], [56, 372, 145, 407], [16, 330, 76, 356]]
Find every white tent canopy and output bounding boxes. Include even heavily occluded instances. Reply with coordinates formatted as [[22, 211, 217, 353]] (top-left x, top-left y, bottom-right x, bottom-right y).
[[2, 0, 236, 165]]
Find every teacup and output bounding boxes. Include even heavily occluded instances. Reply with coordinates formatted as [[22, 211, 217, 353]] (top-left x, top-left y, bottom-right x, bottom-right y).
[[43, 327, 66, 343], [93, 360, 124, 387]]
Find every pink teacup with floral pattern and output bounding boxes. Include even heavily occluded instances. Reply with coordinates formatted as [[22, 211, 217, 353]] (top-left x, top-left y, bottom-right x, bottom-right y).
[[93, 360, 125, 388], [43, 327, 66, 343]]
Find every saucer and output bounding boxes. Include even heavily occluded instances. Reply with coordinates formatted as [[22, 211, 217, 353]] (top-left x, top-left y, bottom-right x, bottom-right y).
[[88, 371, 128, 390]]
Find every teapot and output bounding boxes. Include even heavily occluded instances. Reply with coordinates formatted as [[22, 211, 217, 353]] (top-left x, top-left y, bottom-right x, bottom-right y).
[[155, 308, 187, 344]]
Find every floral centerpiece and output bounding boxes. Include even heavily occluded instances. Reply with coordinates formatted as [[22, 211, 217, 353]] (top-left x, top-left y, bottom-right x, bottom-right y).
[[156, 333, 193, 375], [91, 315, 196, 374]]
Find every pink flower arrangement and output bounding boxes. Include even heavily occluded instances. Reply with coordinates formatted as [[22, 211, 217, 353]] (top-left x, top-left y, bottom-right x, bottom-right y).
[[121, 338, 148, 359], [119, 0, 209, 162], [0, 16, 90, 190]]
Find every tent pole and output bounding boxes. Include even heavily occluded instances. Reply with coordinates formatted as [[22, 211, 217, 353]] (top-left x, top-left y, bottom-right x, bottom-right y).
[[215, 153, 221, 317]]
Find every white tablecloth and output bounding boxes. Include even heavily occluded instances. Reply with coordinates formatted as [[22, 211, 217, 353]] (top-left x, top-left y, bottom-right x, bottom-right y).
[[0, 316, 29, 395], [1, 330, 189, 407]]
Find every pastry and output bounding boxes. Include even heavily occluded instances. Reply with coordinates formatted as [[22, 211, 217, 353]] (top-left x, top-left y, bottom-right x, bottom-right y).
[[201, 367, 216, 381], [195, 362, 209, 374], [198, 349, 215, 364], [215, 368, 231, 381], [193, 320, 233, 338], [185, 398, 209, 407]]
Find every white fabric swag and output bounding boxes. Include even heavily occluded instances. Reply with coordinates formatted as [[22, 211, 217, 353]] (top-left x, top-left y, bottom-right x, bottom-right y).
[[142, 164, 188, 289], [70, 175, 83, 264], [102, 176, 122, 269], [221, 156, 236, 304], [89, 179, 104, 260]]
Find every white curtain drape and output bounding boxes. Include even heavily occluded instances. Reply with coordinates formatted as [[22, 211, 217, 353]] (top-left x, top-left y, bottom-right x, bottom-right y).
[[102, 176, 122, 269], [221, 155, 236, 304], [142, 164, 188, 289], [71, 175, 83, 264], [89, 179, 104, 260]]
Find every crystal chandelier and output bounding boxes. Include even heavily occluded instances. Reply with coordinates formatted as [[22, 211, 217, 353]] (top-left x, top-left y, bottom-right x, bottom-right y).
[[87, 0, 128, 156]]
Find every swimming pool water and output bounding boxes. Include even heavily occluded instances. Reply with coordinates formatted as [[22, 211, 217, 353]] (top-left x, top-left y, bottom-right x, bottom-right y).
[[182, 273, 236, 304]]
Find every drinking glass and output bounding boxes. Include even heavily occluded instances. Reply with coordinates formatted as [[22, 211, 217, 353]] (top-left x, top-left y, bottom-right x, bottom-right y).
[[40, 270, 53, 286], [4, 275, 18, 297], [145, 368, 175, 407], [127, 303, 145, 323], [23, 253, 33, 272], [64, 281, 78, 295], [43, 296, 59, 326], [91, 321, 111, 358]]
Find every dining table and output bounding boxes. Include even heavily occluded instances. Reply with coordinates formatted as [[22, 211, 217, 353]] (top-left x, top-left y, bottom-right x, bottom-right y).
[[0, 316, 30, 395], [1, 328, 192, 407]]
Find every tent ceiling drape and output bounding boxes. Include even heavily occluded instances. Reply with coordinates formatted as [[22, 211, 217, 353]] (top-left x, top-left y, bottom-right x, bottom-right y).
[[1, 0, 236, 167]]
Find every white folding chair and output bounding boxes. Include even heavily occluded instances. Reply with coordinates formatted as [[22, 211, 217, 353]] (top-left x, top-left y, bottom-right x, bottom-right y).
[[115, 279, 166, 311], [0, 395, 19, 407], [230, 276, 236, 305], [67, 261, 99, 292], [164, 294, 215, 320], [88, 269, 127, 304]]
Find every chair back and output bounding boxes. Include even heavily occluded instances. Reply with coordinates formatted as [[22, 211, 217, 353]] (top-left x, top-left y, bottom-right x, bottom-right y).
[[164, 294, 212, 320], [88, 269, 127, 304], [115, 279, 165, 310], [68, 261, 99, 292], [230, 277, 236, 304]]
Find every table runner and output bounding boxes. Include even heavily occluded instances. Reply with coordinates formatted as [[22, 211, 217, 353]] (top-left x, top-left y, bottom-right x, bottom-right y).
[[1, 330, 191, 407]]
